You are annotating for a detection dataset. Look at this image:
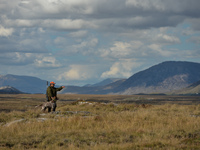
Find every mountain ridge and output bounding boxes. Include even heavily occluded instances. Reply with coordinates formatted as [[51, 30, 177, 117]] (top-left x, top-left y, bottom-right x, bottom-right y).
[[0, 86, 24, 94], [0, 74, 47, 94], [83, 78, 126, 87], [172, 80, 200, 95], [1, 61, 200, 95], [113, 61, 200, 94]]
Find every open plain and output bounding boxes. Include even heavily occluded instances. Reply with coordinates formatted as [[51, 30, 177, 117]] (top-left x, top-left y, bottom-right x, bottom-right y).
[[0, 94, 200, 149]]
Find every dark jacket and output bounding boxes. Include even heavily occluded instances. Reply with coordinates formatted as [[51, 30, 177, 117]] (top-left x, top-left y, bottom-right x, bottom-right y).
[[46, 86, 63, 101]]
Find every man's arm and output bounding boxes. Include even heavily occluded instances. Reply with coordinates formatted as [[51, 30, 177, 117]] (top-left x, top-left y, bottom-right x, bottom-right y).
[[56, 86, 65, 91]]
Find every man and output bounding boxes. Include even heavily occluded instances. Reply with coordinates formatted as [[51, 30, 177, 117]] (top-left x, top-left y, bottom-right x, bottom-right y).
[[46, 81, 65, 112]]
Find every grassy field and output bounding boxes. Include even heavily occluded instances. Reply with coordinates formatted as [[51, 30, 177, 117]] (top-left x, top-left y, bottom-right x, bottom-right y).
[[0, 94, 200, 149]]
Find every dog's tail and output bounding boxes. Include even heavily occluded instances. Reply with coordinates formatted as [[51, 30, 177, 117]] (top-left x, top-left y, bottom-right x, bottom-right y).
[[35, 104, 43, 108]]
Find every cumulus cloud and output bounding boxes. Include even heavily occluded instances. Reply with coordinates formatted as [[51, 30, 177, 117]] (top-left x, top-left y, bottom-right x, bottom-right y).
[[33, 0, 94, 17], [0, 51, 62, 69], [155, 34, 180, 44], [0, 52, 35, 65], [101, 59, 142, 78], [0, 26, 14, 37], [41, 19, 96, 30], [0, 31, 48, 54], [148, 44, 173, 57], [58, 65, 97, 81], [2, 0, 200, 30], [3, 18, 96, 30], [34, 56, 61, 68], [69, 30, 88, 38], [125, 0, 200, 16], [99, 41, 143, 59], [56, 37, 98, 56]]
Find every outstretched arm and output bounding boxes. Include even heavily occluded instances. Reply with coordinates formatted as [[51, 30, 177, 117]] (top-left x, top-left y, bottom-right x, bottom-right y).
[[56, 86, 65, 91]]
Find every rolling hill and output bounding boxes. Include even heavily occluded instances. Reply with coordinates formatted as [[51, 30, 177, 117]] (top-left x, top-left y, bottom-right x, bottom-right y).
[[0, 74, 47, 94], [60, 78, 126, 94], [173, 80, 200, 95], [61, 61, 200, 95], [0, 86, 24, 94], [1, 61, 200, 95], [86, 78, 126, 87], [114, 61, 200, 94]]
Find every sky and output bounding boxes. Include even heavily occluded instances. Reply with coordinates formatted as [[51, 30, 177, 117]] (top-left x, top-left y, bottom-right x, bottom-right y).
[[0, 0, 200, 86]]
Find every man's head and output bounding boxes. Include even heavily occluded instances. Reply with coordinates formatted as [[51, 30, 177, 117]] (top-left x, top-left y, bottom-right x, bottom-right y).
[[50, 81, 56, 87]]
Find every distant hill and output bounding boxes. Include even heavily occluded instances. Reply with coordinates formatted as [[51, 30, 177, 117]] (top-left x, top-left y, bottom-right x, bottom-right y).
[[102, 79, 127, 90], [114, 61, 200, 94], [60, 78, 126, 94], [0, 74, 47, 94], [173, 80, 200, 95], [0, 86, 24, 94], [2, 61, 200, 95], [84, 78, 126, 87], [61, 61, 200, 95]]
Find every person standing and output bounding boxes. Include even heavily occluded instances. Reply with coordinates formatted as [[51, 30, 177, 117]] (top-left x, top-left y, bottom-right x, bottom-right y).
[[46, 81, 65, 112]]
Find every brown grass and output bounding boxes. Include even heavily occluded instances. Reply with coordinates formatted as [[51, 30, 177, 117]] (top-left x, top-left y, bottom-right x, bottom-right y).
[[0, 94, 200, 149]]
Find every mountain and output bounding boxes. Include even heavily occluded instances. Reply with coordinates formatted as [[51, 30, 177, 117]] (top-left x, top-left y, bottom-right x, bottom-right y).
[[114, 61, 200, 94], [173, 80, 200, 95], [0, 74, 47, 94], [61, 61, 200, 95], [60, 78, 126, 94], [102, 79, 127, 90], [60, 85, 99, 94], [0, 86, 24, 94], [84, 78, 126, 87], [2, 61, 200, 95]]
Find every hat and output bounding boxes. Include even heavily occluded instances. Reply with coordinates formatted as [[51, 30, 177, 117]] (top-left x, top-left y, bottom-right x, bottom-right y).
[[50, 81, 56, 85]]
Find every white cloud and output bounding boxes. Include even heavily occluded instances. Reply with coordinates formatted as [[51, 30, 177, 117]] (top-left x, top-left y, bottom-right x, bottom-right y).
[[34, 0, 94, 16], [99, 41, 143, 58], [54, 37, 67, 44], [58, 65, 96, 81], [3, 0, 199, 31], [41, 19, 96, 30], [38, 28, 45, 33], [0, 52, 36, 65], [125, 0, 200, 14], [101, 59, 142, 78], [125, 0, 167, 11], [34, 56, 61, 68], [82, 38, 98, 48], [110, 42, 132, 57], [60, 68, 81, 80], [98, 33, 181, 61], [0, 52, 62, 68], [69, 30, 88, 38], [3, 18, 39, 28], [156, 34, 180, 44], [0, 26, 14, 37], [148, 44, 173, 57], [3, 18, 96, 30], [57, 37, 98, 55]]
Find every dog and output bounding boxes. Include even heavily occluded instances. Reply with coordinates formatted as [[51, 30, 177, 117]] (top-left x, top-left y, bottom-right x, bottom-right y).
[[35, 100, 55, 112]]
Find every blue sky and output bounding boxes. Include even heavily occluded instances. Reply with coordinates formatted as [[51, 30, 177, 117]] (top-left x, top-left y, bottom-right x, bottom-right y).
[[0, 0, 200, 86]]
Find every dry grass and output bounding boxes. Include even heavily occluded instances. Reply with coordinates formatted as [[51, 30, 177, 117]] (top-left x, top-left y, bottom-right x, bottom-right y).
[[0, 94, 200, 149]]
